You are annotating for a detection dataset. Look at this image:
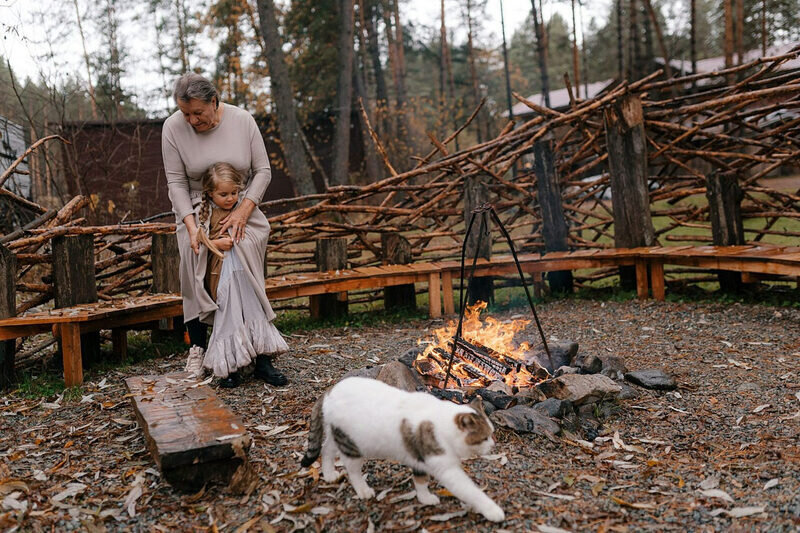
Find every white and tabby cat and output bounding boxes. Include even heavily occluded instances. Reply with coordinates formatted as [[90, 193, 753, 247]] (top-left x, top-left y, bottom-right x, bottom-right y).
[[301, 377, 505, 522]]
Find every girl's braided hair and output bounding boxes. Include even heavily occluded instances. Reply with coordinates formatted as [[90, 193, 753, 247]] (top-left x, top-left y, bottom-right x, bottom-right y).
[[197, 162, 245, 258]]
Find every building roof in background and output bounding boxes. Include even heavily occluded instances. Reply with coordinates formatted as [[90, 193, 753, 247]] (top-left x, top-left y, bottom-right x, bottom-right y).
[[655, 41, 800, 75], [504, 79, 617, 117]]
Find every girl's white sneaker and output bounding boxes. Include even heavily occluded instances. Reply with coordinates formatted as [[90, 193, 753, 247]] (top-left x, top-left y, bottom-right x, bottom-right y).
[[184, 346, 205, 379]]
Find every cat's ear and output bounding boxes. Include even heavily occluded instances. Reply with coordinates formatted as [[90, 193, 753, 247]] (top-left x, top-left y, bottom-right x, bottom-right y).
[[455, 412, 480, 432], [468, 397, 486, 415]]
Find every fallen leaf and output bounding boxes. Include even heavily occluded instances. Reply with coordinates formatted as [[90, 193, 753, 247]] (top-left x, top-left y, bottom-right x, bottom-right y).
[[123, 475, 145, 517], [533, 490, 575, 501], [427, 510, 468, 522], [752, 404, 770, 414], [727, 506, 766, 518], [699, 476, 719, 490], [311, 506, 332, 515], [763, 479, 779, 490], [376, 488, 391, 502], [388, 491, 417, 503], [610, 495, 656, 510], [0, 480, 29, 495], [537, 525, 573, 533], [699, 489, 734, 503], [51, 483, 87, 503]]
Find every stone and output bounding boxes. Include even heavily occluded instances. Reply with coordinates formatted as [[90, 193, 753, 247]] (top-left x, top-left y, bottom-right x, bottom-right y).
[[377, 361, 426, 392], [512, 386, 547, 406], [600, 355, 628, 380], [475, 388, 518, 410], [537, 374, 622, 405], [397, 346, 424, 368], [342, 365, 383, 380], [532, 398, 573, 419], [735, 382, 761, 393], [521, 341, 579, 374], [555, 365, 580, 377], [487, 380, 514, 396], [624, 369, 677, 391], [490, 405, 561, 437], [618, 383, 639, 400], [573, 353, 603, 374]]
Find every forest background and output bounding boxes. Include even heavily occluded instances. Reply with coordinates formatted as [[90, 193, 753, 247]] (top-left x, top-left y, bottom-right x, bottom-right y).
[[1, 0, 799, 199]]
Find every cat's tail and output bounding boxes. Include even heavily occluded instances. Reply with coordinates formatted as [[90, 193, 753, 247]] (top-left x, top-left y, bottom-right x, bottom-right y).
[[300, 392, 325, 468]]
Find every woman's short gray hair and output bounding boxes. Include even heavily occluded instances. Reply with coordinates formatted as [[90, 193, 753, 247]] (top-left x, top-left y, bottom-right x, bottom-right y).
[[173, 73, 219, 107]]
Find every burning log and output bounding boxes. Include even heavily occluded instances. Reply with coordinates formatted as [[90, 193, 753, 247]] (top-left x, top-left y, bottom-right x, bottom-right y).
[[438, 338, 519, 382]]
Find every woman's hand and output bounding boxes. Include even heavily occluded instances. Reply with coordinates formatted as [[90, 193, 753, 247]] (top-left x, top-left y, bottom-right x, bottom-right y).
[[212, 237, 234, 252], [183, 214, 201, 255], [219, 198, 256, 243]]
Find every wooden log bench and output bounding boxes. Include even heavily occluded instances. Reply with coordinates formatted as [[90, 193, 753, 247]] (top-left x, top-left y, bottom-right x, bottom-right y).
[[126, 372, 253, 492]]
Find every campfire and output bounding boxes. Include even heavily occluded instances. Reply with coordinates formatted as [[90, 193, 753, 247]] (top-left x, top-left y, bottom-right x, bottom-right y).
[[413, 302, 549, 391]]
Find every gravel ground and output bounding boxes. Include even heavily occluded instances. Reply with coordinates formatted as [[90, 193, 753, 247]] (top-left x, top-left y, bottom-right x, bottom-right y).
[[1, 299, 799, 532]]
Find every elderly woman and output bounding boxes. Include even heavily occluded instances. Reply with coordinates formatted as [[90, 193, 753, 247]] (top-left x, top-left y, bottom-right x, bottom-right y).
[[162, 72, 287, 386]]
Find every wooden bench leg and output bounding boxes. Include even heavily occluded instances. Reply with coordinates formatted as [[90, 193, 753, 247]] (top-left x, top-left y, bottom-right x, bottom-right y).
[[112, 328, 128, 361], [635, 260, 649, 299], [428, 272, 441, 318], [61, 323, 83, 387], [441, 271, 454, 315], [651, 261, 665, 301]]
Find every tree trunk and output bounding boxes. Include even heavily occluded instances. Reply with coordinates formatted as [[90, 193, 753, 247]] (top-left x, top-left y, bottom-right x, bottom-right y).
[[465, 0, 488, 142], [616, 0, 624, 79], [641, 0, 673, 80], [353, 61, 383, 181], [735, 0, 744, 64], [0, 245, 15, 389], [256, 0, 317, 196], [174, 0, 190, 72], [382, 233, 416, 310], [724, 0, 734, 68], [690, 0, 697, 75], [570, 0, 580, 97], [761, 0, 766, 55], [530, 0, 550, 107], [332, 0, 355, 186], [628, 0, 641, 80], [72, 0, 98, 120], [464, 177, 493, 305], [362, 0, 389, 136]]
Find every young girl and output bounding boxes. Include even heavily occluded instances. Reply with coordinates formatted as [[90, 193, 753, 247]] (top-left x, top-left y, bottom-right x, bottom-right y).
[[184, 162, 289, 388]]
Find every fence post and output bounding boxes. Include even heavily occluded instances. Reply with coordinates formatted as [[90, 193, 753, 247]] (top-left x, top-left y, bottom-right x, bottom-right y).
[[0, 245, 15, 389], [151, 232, 184, 343], [52, 234, 100, 368], [464, 174, 493, 305], [534, 136, 573, 294], [311, 238, 348, 319], [382, 233, 416, 311], [706, 171, 745, 291], [604, 94, 655, 291]]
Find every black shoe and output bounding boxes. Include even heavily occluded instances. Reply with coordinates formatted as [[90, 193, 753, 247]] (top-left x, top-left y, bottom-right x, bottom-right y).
[[254, 354, 288, 386], [219, 372, 241, 388]]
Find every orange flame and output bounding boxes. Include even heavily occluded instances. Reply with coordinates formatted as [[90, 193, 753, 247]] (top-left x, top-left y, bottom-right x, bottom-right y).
[[414, 301, 543, 389]]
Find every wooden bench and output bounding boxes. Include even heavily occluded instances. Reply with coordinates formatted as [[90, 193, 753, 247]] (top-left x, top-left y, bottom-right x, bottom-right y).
[[3, 245, 798, 386], [0, 294, 183, 386], [126, 372, 252, 492], [635, 245, 800, 300]]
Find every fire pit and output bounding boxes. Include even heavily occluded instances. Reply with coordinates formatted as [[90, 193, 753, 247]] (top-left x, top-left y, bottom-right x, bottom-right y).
[[413, 301, 548, 391]]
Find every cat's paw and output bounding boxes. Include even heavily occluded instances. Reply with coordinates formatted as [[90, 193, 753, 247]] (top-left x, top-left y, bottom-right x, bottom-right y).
[[415, 491, 440, 506], [480, 502, 505, 523], [355, 486, 375, 499], [321, 468, 339, 483]]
